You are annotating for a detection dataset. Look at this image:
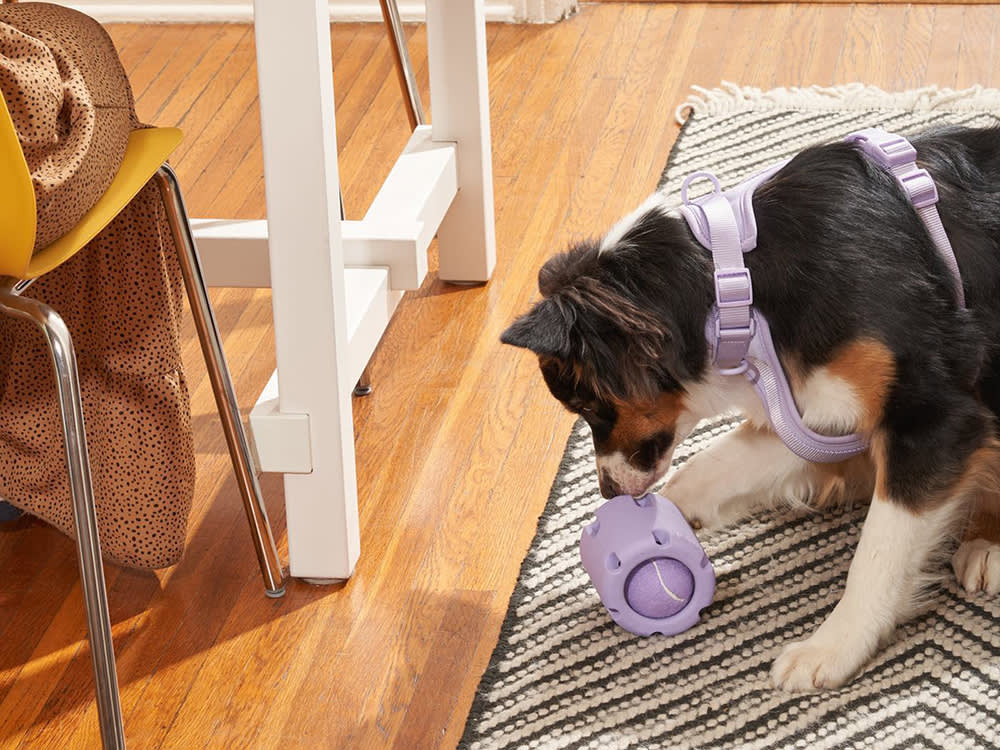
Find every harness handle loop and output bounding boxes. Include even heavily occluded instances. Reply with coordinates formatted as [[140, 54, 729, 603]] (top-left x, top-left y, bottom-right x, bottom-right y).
[[680, 171, 722, 205]]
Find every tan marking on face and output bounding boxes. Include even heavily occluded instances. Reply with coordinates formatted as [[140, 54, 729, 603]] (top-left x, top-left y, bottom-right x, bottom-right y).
[[538, 353, 603, 402], [604, 391, 686, 456], [825, 339, 896, 433], [537, 353, 563, 380]]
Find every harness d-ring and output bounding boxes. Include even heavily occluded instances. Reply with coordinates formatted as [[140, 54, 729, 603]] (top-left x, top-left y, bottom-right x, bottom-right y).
[[680, 171, 722, 206]]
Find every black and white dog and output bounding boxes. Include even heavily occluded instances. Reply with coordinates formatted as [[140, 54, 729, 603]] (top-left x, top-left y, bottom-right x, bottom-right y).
[[502, 126, 1000, 691]]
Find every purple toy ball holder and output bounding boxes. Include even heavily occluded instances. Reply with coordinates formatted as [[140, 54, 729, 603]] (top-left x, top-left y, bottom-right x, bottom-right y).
[[580, 493, 715, 636]]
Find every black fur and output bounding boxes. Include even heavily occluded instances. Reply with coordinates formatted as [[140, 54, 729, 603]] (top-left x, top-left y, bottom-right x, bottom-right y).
[[503, 126, 1000, 508], [501, 230, 711, 402]]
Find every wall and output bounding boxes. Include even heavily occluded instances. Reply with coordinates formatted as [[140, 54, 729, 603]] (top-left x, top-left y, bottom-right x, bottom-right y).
[[49, 1, 579, 23]]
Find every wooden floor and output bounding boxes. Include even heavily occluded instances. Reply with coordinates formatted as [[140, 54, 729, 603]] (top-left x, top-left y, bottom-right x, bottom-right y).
[[0, 3, 996, 748]]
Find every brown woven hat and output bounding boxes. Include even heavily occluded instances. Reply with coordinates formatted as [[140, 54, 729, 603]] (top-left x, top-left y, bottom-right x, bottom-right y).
[[0, 2, 135, 251]]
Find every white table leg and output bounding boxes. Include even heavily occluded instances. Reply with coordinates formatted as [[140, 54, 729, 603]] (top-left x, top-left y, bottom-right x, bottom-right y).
[[247, 0, 496, 580], [427, 0, 497, 283], [252, 0, 360, 580]]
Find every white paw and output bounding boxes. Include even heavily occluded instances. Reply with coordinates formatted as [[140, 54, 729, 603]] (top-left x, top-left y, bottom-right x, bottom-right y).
[[771, 636, 865, 691], [663, 475, 721, 530], [952, 539, 1000, 595], [663, 460, 732, 530]]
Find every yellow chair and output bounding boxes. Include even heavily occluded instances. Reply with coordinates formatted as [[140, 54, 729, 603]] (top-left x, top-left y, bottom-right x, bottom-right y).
[[0, 89, 286, 749]]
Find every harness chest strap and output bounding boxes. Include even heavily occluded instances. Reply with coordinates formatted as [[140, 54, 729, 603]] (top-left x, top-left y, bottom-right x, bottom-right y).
[[678, 128, 964, 463]]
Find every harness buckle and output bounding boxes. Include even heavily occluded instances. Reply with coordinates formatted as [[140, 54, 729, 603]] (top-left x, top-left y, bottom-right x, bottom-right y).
[[872, 135, 918, 169], [713, 313, 755, 374], [849, 129, 918, 169], [898, 167, 939, 209], [714, 268, 752, 308], [716, 322, 753, 343]]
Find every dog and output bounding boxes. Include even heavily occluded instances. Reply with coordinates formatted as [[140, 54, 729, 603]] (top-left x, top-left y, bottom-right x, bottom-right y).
[[501, 125, 1000, 691]]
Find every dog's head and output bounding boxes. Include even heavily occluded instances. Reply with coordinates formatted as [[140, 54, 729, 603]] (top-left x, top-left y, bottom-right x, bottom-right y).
[[502, 203, 715, 497]]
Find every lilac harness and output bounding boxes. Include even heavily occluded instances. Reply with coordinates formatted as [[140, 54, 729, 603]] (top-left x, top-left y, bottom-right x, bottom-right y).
[[679, 128, 964, 462]]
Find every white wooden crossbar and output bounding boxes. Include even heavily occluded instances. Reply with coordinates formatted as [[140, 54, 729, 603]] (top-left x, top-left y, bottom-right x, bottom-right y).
[[191, 125, 458, 291]]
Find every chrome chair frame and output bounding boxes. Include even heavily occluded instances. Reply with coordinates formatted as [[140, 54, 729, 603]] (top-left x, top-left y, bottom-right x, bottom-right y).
[[378, 0, 425, 131], [156, 165, 285, 598], [350, 0, 424, 398], [0, 166, 287, 750], [0, 282, 126, 750]]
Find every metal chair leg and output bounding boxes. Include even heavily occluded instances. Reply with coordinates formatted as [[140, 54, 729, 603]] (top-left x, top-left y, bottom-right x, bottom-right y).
[[351, 0, 424, 399], [154, 167, 287, 598], [379, 0, 425, 129], [0, 285, 125, 750]]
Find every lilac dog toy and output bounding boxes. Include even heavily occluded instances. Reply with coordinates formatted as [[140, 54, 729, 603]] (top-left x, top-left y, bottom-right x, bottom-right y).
[[580, 493, 715, 636]]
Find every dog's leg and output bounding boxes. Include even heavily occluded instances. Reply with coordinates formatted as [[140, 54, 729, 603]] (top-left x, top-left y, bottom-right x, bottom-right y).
[[771, 426, 996, 691], [665, 422, 873, 529], [771, 491, 962, 690], [952, 488, 1000, 594]]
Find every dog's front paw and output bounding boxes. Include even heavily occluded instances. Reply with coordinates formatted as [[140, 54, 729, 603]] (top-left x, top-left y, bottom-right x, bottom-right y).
[[666, 492, 723, 531], [953, 538, 1000, 595], [771, 636, 864, 691], [663, 466, 725, 530], [668, 495, 714, 530]]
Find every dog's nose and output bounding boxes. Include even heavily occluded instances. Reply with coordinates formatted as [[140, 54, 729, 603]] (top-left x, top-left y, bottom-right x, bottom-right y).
[[599, 469, 621, 499]]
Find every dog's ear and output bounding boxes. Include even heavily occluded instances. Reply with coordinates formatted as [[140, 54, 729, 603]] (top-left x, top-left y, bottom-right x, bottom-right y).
[[500, 298, 572, 358]]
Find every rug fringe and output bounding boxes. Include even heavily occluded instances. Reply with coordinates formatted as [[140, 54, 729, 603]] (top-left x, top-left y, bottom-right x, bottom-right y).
[[675, 81, 1000, 125]]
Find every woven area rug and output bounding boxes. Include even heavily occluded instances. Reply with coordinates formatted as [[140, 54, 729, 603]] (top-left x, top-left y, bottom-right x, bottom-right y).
[[461, 84, 1000, 750]]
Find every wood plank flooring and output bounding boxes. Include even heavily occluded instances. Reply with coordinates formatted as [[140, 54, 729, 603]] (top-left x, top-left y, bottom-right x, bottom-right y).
[[0, 4, 994, 748]]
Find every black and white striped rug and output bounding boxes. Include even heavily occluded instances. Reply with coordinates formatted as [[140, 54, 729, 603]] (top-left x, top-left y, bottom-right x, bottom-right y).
[[461, 85, 1000, 750]]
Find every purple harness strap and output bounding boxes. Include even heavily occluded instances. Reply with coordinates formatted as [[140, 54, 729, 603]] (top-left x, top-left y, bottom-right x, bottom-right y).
[[678, 128, 963, 463], [846, 129, 966, 307]]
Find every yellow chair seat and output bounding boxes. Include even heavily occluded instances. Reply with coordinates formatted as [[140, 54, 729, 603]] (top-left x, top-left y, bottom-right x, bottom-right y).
[[25, 127, 183, 279], [0, 88, 36, 274]]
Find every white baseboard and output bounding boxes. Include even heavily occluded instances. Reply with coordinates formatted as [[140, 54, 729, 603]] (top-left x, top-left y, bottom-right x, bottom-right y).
[[54, 1, 521, 23]]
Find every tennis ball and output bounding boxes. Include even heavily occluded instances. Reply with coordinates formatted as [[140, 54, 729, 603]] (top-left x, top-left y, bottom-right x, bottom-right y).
[[624, 556, 695, 619]]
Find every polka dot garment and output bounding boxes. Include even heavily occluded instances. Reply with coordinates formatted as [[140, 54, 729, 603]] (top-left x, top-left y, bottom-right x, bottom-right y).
[[0, 3, 196, 569]]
